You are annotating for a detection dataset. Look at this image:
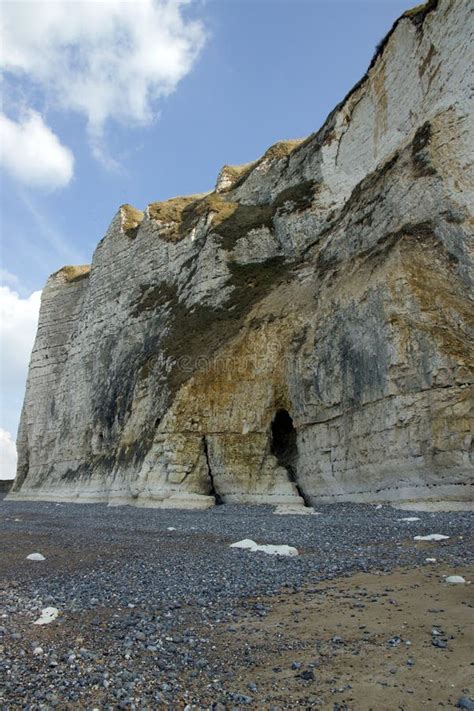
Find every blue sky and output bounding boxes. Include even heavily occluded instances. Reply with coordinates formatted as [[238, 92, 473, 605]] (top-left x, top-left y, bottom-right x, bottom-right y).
[[0, 0, 410, 476]]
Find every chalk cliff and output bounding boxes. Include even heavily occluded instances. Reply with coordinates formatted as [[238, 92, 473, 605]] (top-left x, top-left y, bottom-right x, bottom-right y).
[[9, 0, 473, 508]]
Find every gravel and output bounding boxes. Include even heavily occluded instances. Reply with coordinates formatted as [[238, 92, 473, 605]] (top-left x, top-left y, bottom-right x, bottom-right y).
[[1, 499, 472, 709]]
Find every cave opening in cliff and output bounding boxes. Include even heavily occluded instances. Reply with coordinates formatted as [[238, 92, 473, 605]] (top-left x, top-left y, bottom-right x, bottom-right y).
[[271, 409, 310, 506]]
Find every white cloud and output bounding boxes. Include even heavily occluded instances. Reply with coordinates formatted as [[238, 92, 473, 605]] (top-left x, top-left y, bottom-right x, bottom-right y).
[[0, 111, 74, 190], [0, 286, 41, 444], [0, 269, 20, 289], [0, 428, 17, 480], [0, 0, 206, 145]]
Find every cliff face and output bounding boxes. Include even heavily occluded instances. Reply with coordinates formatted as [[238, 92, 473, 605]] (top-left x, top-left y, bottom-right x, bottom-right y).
[[10, 0, 473, 508]]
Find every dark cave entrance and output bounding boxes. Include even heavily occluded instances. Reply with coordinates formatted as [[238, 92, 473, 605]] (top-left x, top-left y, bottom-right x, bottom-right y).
[[270, 409, 310, 506], [271, 409, 297, 473]]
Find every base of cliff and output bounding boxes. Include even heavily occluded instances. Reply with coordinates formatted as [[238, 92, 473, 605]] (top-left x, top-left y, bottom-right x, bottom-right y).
[[6, 481, 472, 509]]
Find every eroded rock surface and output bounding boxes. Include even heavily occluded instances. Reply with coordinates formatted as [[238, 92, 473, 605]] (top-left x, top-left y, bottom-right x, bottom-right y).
[[10, 0, 473, 508]]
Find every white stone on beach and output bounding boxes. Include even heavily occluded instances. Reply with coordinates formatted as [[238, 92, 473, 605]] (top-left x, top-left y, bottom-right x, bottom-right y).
[[26, 553, 45, 561], [230, 539, 257, 550], [230, 539, 298, 557], [445, 575, 466, 584], [398, 517, 421, 522], [33, 607, 59, 625], [414, 534, 449, 542]]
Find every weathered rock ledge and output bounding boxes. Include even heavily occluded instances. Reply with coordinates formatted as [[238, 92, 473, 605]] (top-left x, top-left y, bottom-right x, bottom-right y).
[[9, 0, 473, 508]]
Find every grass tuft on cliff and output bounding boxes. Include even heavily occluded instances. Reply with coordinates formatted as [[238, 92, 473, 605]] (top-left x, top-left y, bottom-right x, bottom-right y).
[[120, 204, 144, 239], [147, 178, 316, 250], [54, 265, 91, 283]]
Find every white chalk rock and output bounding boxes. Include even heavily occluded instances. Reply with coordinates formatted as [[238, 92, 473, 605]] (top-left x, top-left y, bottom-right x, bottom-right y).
[[398, 517, 421, 522], [26, 553, 46, 561], [230, 539, 258, 550], [425, 558, 437, 563], [445, 575, 466, 584], [414, 534, 450, 542], [33, 607, 59, 625], [230, 539, 298, 556], [167, 527, 176, 531]]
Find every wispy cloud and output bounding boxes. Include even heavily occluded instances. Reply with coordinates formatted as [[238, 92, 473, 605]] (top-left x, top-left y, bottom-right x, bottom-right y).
[[0, 269, 20, 289], [19, 193, 88, 266], [1, 0, 207, 168]]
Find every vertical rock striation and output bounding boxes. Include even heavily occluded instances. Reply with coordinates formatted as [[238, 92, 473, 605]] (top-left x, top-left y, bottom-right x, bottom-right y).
[[10, 0, 473, 507]]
